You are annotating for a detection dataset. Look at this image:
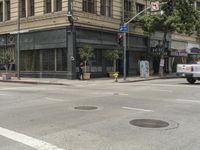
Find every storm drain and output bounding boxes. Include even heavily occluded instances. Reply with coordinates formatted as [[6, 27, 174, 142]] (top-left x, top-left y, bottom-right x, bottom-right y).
[[130, 119, 169, 128], [74, 106, 98, 110]]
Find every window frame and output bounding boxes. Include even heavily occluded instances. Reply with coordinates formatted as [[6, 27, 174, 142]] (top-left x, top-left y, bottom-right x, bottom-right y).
[[5, 0, 10, 21], [82, 0, 96, 14], [100, 0, 112, 17], [45, 0, 52, 14], [54, 0, 62, 12], [28, 0, 35, 17]]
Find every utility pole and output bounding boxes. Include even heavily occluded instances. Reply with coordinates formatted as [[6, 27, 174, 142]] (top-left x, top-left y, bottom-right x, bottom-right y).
[[17, 0, 20, 80], [123, 7, 151, 80]]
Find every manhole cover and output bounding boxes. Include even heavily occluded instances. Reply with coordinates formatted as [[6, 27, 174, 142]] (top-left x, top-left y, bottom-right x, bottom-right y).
[[130, 119, 169, 128], [74, 106, 98, 110]]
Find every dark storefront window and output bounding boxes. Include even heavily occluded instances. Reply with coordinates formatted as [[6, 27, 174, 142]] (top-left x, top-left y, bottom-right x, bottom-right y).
[[0, 2, 3, 22], [20, 0, 26, 18], [45, 0, 51, 13], [90, 49, 102, 72], [42, 50, 55, 71], [20, 50, 40, 71], [100, 0, 111, 17], [83, 0, 96, 13], [56, 48, 67, 71], [55, 0, 62, 12], [20, 49, 67, 72]]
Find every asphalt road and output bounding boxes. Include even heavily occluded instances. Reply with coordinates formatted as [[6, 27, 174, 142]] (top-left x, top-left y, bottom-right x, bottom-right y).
[[0, 78, 200, 150]]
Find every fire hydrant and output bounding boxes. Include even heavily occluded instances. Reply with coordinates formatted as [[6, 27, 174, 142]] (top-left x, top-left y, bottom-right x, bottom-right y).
[[113, 72, 119, 82]]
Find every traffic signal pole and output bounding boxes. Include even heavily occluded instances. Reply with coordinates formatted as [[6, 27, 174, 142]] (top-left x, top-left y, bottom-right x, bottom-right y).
[[123, 7, 151, 80]]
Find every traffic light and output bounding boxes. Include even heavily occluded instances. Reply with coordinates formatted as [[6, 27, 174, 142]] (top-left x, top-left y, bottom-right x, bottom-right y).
[[117, 33, 123, 46], [167, 0, 173, 13]]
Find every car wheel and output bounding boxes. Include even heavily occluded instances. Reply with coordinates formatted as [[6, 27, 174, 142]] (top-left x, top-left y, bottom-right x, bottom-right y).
[[187, 78, 196, 84]]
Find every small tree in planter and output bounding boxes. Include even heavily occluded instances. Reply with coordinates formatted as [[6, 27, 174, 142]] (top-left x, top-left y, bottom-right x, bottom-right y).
[[104, 49, 122, 77], [0, 51, 13, 80], [78, 45, 95, 80]]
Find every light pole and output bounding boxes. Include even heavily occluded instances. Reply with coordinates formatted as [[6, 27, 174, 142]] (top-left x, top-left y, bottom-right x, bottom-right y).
[[17, 0, 20, 80]]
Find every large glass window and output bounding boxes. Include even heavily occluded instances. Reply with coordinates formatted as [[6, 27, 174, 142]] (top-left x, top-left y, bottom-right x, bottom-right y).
[[55, 0, 62, 12], [5, 0, 10, 21], [100, 0, 111, 17], [90, 49, 102, 72], [20, 49, 67, 72], [20, 0, 26, 18], [28, 0, 35, 16], [83, 0, 96, 13], [0, 2, 3, 22], [56, 49, 67, 71], [20, 50, 40, 71], [45, 0, 52, 13]]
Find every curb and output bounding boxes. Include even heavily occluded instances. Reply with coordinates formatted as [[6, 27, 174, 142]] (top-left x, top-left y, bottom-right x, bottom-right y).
[[0, 76, 178, 85], [119, 76, 178, 83], [0, 80, 65, 85]]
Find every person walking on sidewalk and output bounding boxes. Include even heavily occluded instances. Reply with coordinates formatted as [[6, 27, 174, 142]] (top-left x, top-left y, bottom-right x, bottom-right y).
[[79, 62, 84, 80]]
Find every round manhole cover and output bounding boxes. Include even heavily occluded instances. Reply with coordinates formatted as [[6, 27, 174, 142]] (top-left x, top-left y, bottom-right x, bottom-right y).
[[74, 106, 98, 110], [130, 119, 169, 128]]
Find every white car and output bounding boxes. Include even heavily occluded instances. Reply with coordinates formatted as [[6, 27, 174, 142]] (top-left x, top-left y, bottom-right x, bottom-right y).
[[176, 62, 200, 84]]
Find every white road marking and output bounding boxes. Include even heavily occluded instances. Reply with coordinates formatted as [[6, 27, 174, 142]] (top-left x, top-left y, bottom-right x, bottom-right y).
[[0, 126, 66, 150], [176, 99, 200, 103], [0, 93, 7, 96], [149, 89, 172, 93], [0, 87, 44, 91], [122, 106, 153, 112], [138, 83, 200, 88], [46, 97, 65, 102]]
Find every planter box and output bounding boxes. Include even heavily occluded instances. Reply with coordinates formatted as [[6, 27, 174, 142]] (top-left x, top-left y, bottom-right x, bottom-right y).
[[1, 72, 16, 80], [83, 73, 91, 80]]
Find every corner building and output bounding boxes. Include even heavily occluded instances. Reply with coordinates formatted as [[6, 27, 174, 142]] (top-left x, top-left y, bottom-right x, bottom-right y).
[[0, 0, 148, 79]]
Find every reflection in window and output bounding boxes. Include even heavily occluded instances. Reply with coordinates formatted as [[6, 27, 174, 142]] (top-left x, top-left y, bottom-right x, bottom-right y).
[[0, 2, 3, 22], [28, 0, 35, 16], [55, 0, 62, 12], [20, 0, 26, 18], [136, 3, 144, 14], [5, 0, 10, 20], [83, 0, 95, 13], [45, 0, 51, 13], [100, 0, 111, 17]]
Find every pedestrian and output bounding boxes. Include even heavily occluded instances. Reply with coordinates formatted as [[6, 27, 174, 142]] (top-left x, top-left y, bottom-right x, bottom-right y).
[[79, 62, 84, 80]]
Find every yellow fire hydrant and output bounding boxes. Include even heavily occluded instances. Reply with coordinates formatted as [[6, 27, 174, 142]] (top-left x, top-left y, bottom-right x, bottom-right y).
[[113, 72, 119, 82]]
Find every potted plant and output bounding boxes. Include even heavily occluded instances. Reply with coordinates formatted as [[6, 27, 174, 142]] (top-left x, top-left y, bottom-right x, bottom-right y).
[[0, 51, 14, 80], [104, 49, 122, 77], [78, 45, 95, 80]]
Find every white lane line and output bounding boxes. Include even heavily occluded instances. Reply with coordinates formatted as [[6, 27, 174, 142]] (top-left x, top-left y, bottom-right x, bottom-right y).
[[122, 106, 153, 112], [138, 83, 200, 88], [0, 94, 7, 96], [46, 97, 65, 102], [0, 126, 66, 150], [149, 89, 172, 93], [176, 99, 200, 103]]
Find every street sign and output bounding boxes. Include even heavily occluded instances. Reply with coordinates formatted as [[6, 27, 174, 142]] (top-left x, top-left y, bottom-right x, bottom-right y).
[[118, 26, 128, 33], [151, 1, 160, 12]]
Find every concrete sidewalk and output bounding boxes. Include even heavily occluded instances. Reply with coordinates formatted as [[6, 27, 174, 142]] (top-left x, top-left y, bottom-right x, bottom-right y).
[[0, 73, 177, 86]]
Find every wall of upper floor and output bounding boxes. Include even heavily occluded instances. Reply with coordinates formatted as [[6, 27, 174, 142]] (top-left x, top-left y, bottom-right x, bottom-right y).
[[0, 0, 149, 35]]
